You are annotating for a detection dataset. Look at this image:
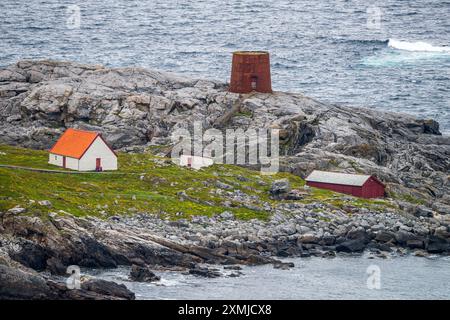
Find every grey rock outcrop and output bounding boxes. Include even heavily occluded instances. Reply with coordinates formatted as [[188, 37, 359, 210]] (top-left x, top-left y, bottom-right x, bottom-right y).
[[0, 60, 448, 206]]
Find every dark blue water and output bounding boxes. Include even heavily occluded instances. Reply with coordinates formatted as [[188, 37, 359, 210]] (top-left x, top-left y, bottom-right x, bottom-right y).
[[1, 0, 449, 132]]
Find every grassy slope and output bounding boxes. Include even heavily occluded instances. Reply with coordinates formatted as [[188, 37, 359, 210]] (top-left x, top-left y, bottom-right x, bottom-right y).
[[0, 144, 393, 220]]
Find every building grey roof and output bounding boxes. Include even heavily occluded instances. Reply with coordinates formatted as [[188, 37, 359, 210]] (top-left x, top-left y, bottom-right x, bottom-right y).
[[305, 170, 372, 187]]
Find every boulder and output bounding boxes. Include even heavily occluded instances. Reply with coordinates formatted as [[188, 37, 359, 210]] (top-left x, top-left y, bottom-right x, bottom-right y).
[[297, 233, 320, 244], [406, 239, 424, 249], [38, 200, 52, 207], [426, 236, 449, 253], [346, 227, 369, 242], [81, 279, 135, 300], [273, 262, 295, 270], [9, 241, 52, 271], [219, 211, 234, 220], [0, 265, 52, 300], [336, 239, 366, 253], [434, 226, 450, 239], [413, 205, 433, 218], [216, 181, 233, 190], [394, 230, 420, 245], [269, 179, 291, 198], [0, 264, 135, 300], [375, 231, 395, 243], [129, 265, 160, 282], [284, 189, 307, 200], [188, 265, 221, 278], [7, 206, 26, 215], [433, 203, 450, 215]]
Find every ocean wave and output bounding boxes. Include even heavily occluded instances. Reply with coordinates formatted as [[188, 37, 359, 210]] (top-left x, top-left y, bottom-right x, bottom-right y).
[[331, 38, 389, 46], [388, 39, 450, 53]]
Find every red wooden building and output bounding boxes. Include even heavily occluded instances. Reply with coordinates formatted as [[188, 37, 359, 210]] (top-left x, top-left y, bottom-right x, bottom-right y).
[[305, 170, 385, 199]]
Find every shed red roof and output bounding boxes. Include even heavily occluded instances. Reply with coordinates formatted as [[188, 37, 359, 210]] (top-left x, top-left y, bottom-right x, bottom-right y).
[[49, 128, 103, 159]]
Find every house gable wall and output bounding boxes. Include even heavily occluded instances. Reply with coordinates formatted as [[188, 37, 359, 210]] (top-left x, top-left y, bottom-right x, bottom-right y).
[[361, 178, 385, 198], [78, 137, 117, 171]]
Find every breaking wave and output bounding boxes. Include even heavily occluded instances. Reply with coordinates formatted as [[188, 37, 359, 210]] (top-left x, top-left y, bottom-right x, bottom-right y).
[[388, 39, 450, 53]]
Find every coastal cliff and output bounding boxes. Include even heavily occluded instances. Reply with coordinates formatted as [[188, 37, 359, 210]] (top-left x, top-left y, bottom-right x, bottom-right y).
[[0, 60, 449, 299]]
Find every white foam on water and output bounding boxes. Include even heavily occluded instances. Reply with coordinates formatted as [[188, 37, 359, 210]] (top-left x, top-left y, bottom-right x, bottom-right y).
[[388, 39, 450, 53]]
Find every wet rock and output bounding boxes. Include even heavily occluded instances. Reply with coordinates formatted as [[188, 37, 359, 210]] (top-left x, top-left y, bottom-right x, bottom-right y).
[[0, 264, 135, 300], [273, 262, 295, 270], [223, 265, 242, 270], [129, 265, 160, 282], [426, 236, 449, 253], [406, 239, 425, 249], [369, 242, 393, 252], [336, 239, 366, 253], [413, 250, 429, 257], [81, 279, 135, 300], [188, 265, 221, 278]]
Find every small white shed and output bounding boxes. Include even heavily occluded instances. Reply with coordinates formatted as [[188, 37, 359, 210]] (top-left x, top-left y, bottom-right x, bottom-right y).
[[49, 128, 117, 171], [179, 155, 214, 170]]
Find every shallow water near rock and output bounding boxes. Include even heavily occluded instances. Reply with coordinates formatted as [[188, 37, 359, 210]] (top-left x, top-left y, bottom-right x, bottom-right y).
[[84, 255, 450, 299], [1, 0, 449, 133]]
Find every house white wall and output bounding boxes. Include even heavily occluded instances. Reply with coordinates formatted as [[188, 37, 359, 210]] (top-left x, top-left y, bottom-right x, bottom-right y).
[[48, 153, 63, 166], [78, 137, 117, 171], [48, 153, 79, 170], [179, 155, 214, 170], [65, 156, 79, 170]]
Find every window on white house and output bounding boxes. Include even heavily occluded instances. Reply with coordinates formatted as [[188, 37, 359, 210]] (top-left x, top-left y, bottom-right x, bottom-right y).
[[55, 156, 57, 160]]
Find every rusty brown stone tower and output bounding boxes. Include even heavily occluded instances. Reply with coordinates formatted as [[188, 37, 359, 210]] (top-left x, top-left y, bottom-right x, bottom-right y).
[[229, 51, 272, 94]]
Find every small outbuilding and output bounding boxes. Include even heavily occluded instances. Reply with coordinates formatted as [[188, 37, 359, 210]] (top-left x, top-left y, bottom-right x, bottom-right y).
[[49, 128, 117, 171], [305, 170, 385, 199], [178, 155, 214, 170]]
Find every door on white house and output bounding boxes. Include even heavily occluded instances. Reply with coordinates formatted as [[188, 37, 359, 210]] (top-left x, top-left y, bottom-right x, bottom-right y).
[[96, 158, 101, 171]]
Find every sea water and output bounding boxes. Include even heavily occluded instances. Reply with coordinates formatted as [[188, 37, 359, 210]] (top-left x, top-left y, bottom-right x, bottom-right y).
[[84, 255, 450, 299], [0, 0, 449, 132]]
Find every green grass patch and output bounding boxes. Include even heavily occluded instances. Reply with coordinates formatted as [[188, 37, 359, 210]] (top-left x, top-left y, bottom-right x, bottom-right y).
[[0, 144, 395, 220]]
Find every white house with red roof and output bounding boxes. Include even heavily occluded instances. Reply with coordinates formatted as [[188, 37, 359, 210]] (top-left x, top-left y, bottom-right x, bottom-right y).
[[49, 128, 117, 171]]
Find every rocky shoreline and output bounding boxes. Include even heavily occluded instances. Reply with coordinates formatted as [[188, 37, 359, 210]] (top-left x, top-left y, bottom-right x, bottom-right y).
[[1, 193, 449, 299], [0, 60, 449, 299]]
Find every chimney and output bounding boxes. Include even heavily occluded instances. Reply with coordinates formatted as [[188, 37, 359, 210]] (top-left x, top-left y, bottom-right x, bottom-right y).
[[229, 51, 272, 94]]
